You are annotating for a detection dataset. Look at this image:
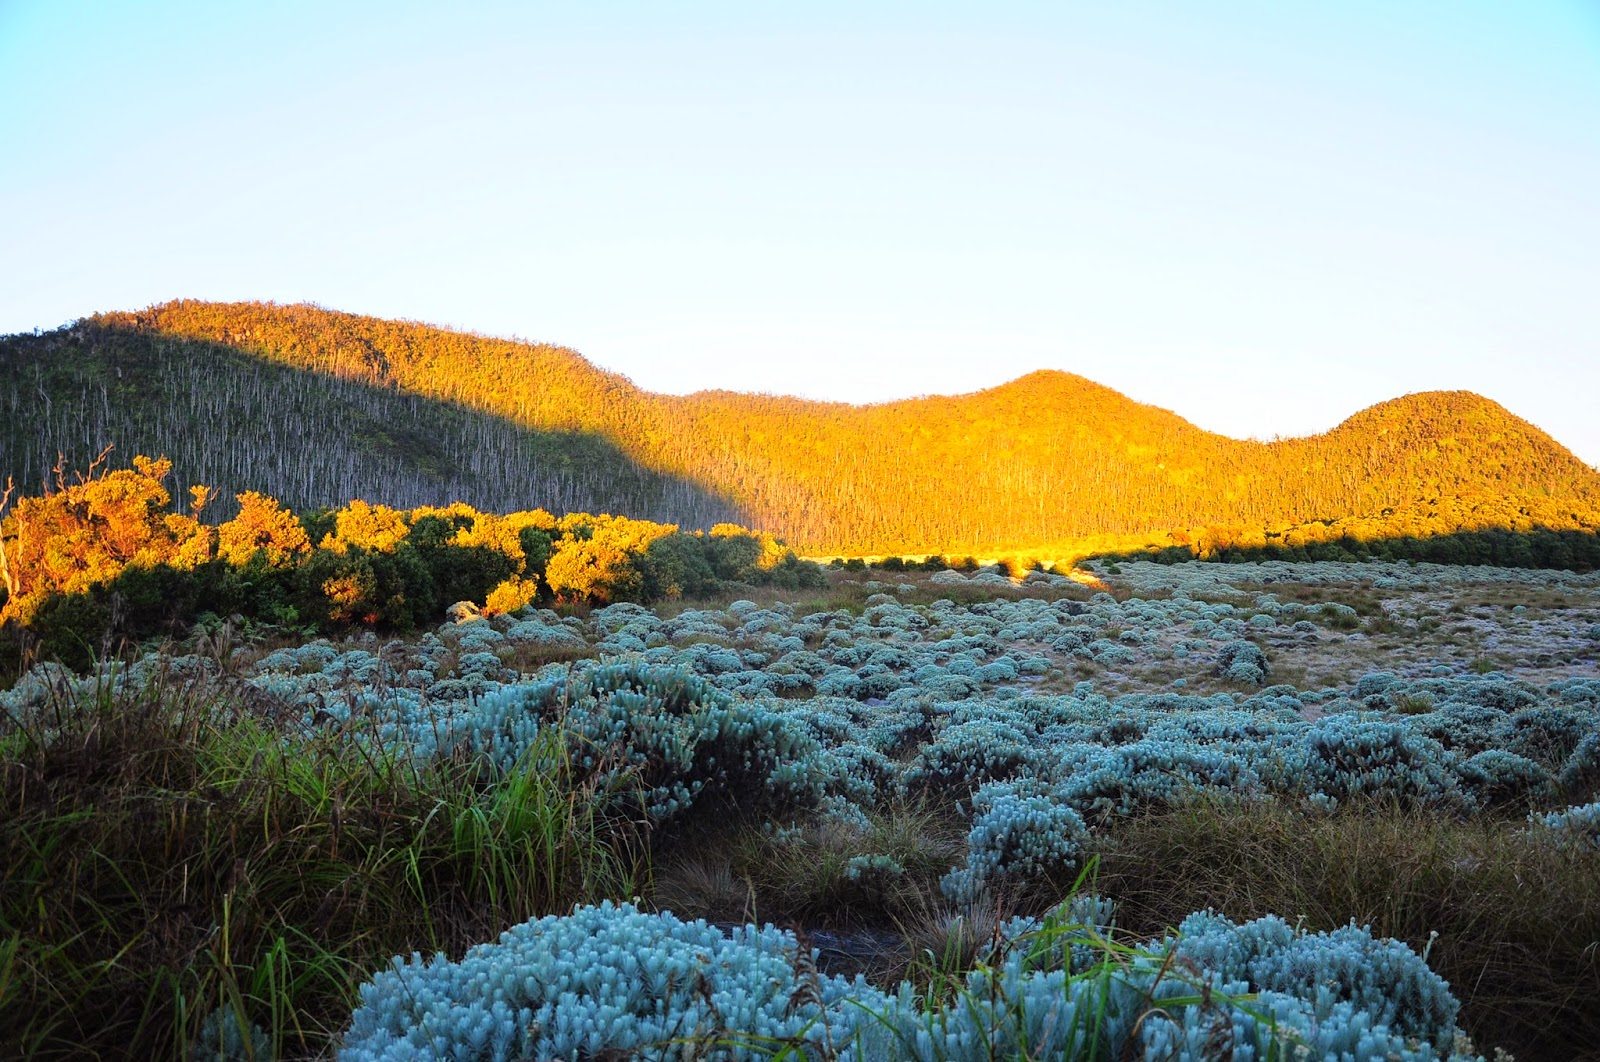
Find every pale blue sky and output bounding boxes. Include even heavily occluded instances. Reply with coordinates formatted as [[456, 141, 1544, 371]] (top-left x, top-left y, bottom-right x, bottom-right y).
[[3, 2, 1598, 464]]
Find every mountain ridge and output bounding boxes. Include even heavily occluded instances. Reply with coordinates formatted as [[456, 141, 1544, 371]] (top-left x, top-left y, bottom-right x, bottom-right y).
[[3, 299, 1597, 554]]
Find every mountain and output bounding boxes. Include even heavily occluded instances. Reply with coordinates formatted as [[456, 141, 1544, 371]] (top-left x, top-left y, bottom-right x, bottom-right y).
[[4, 300, 1598, 555]]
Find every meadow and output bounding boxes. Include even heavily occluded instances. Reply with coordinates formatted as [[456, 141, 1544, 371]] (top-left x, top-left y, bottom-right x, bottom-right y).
[[3, 555, 1597, 1059], [11, 11, 1600, 1060]]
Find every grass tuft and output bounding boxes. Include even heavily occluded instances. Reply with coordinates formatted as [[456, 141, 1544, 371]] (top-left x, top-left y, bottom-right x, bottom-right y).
[[1088, 796, 1600, 1058], [0, 669, 644, 1059]]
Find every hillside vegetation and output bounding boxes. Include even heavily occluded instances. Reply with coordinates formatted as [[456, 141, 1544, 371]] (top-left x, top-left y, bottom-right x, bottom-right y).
[[5, 300, 1599, 555], [0, 454, 819, 671]]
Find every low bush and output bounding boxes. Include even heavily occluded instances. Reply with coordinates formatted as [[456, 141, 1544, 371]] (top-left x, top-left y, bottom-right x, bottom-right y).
[[340, 884, 1486, 1059]]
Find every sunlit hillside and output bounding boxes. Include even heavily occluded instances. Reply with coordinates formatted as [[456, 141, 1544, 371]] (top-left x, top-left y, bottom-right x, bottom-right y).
[[4, 299, 1598, 555]]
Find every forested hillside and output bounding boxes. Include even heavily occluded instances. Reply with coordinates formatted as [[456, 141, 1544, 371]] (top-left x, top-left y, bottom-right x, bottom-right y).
[[4, 300, 1598, 554]]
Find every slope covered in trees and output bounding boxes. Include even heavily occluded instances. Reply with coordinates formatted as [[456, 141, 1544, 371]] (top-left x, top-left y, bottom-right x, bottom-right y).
[[4, 300, 1598, 555]]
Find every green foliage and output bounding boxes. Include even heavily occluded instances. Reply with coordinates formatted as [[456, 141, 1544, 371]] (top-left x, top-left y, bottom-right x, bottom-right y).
[[640, 533, 721, 599], [1094, 524, 1600, 574], [0, 672, 644, 1059], [0, 457, 821, 666], [404, 521, 516, 613], [516, 526, 552, 577], [18, 592, 111, 672]]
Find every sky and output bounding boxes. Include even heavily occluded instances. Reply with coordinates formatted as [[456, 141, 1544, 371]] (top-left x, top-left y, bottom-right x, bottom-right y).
[[3, 1, 1598, 464]]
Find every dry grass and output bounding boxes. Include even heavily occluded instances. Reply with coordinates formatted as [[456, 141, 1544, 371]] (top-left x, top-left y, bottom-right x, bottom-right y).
[[497, 637, 596, 672], [727, 806, 968, 929], [888, 896, 1017, 990], [1089, 798, 1600, 1059], [649, 856, 759, 925], [0, 672, 645, 1059]]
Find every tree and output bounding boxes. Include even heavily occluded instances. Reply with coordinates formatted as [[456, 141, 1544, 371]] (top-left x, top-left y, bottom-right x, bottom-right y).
[[0, 453, 212, 625], [217, 491, 311, 566], [0, 477, 15, 602]]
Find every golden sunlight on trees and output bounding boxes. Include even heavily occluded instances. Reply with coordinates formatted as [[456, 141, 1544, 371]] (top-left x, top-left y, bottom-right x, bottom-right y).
[[321, 500, 411, 553], [216, 491, 311, 566], [0, 454, 823, 667], [545, 514, 678, 604], [5, 301, 1600, 557], [482, 575, 540, 615], [0, 453, 214, 624]]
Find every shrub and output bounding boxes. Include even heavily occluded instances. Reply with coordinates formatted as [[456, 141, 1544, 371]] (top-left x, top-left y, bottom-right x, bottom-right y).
[[1167, 910, 1464, 1054], [639, 533, 719, 599], [1214, 639, 1268, 685], [216, 490, 311, 566], [1281, 717, 1472, 811], [339, 896, 1483, 1060], [941, 782, 1089, 904], [338, 901, 889, 1060], [0, 456, 823, 656], [1460, 749, 1553, 808], [1531, 800, 1600, 850]]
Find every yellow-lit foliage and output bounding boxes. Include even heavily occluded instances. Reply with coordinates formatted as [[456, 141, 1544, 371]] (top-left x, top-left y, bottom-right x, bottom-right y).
[[322, 567, 380, 627], [321, 500, 410, 554], [217, 491, 312, 566], [62, 301, 1600, 555], [483, 576, 540, 616], [164, 512, 216, 570], [448, 508, 558, 569], [546, 514, 678, 604], [0, 456, 814, 642], [0, 455, 214, 624]]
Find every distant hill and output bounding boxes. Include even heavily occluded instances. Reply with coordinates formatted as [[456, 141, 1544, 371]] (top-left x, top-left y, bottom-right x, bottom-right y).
[[4, 300, 1598, 554]]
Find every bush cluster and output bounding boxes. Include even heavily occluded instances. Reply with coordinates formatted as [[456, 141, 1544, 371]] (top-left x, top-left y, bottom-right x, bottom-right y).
[[6, 556, 1597, 1057], [0, 456, 821, 669], [340, 898, 1485, 1060]]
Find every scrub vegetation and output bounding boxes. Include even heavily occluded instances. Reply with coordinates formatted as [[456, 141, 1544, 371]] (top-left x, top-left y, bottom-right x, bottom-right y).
[[5, 311, 1600, 1058], [4, 485, 1598, 1057]]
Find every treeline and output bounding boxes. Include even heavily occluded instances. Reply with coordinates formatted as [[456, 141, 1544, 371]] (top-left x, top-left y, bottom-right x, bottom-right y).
[[5, 300, 1600, 554], [1085, 508, 1600, 573], [0, 455, 821, 669]]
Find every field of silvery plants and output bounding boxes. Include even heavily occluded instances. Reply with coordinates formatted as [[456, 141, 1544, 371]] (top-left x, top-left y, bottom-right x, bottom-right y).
[[4, 558, 1598, 1059]]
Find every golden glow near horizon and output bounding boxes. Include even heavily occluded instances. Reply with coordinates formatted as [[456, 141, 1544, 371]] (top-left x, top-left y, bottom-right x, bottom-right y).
[[7, 303, 1598, 566]]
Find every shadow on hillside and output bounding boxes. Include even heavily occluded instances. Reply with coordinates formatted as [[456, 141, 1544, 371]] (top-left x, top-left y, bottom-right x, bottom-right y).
[[1, 324, 745, 528]]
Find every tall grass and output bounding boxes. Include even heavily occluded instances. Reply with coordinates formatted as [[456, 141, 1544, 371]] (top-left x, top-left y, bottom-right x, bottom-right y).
[[1089, 797, 1600, 1058], [820, 863, 1290, 1062], [6, 666, 1595, 1058], [0, 668, 644, 1058]]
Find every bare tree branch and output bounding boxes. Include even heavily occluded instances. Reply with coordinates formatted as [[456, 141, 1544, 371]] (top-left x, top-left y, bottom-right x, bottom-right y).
[[0, 475, 17, 601]]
